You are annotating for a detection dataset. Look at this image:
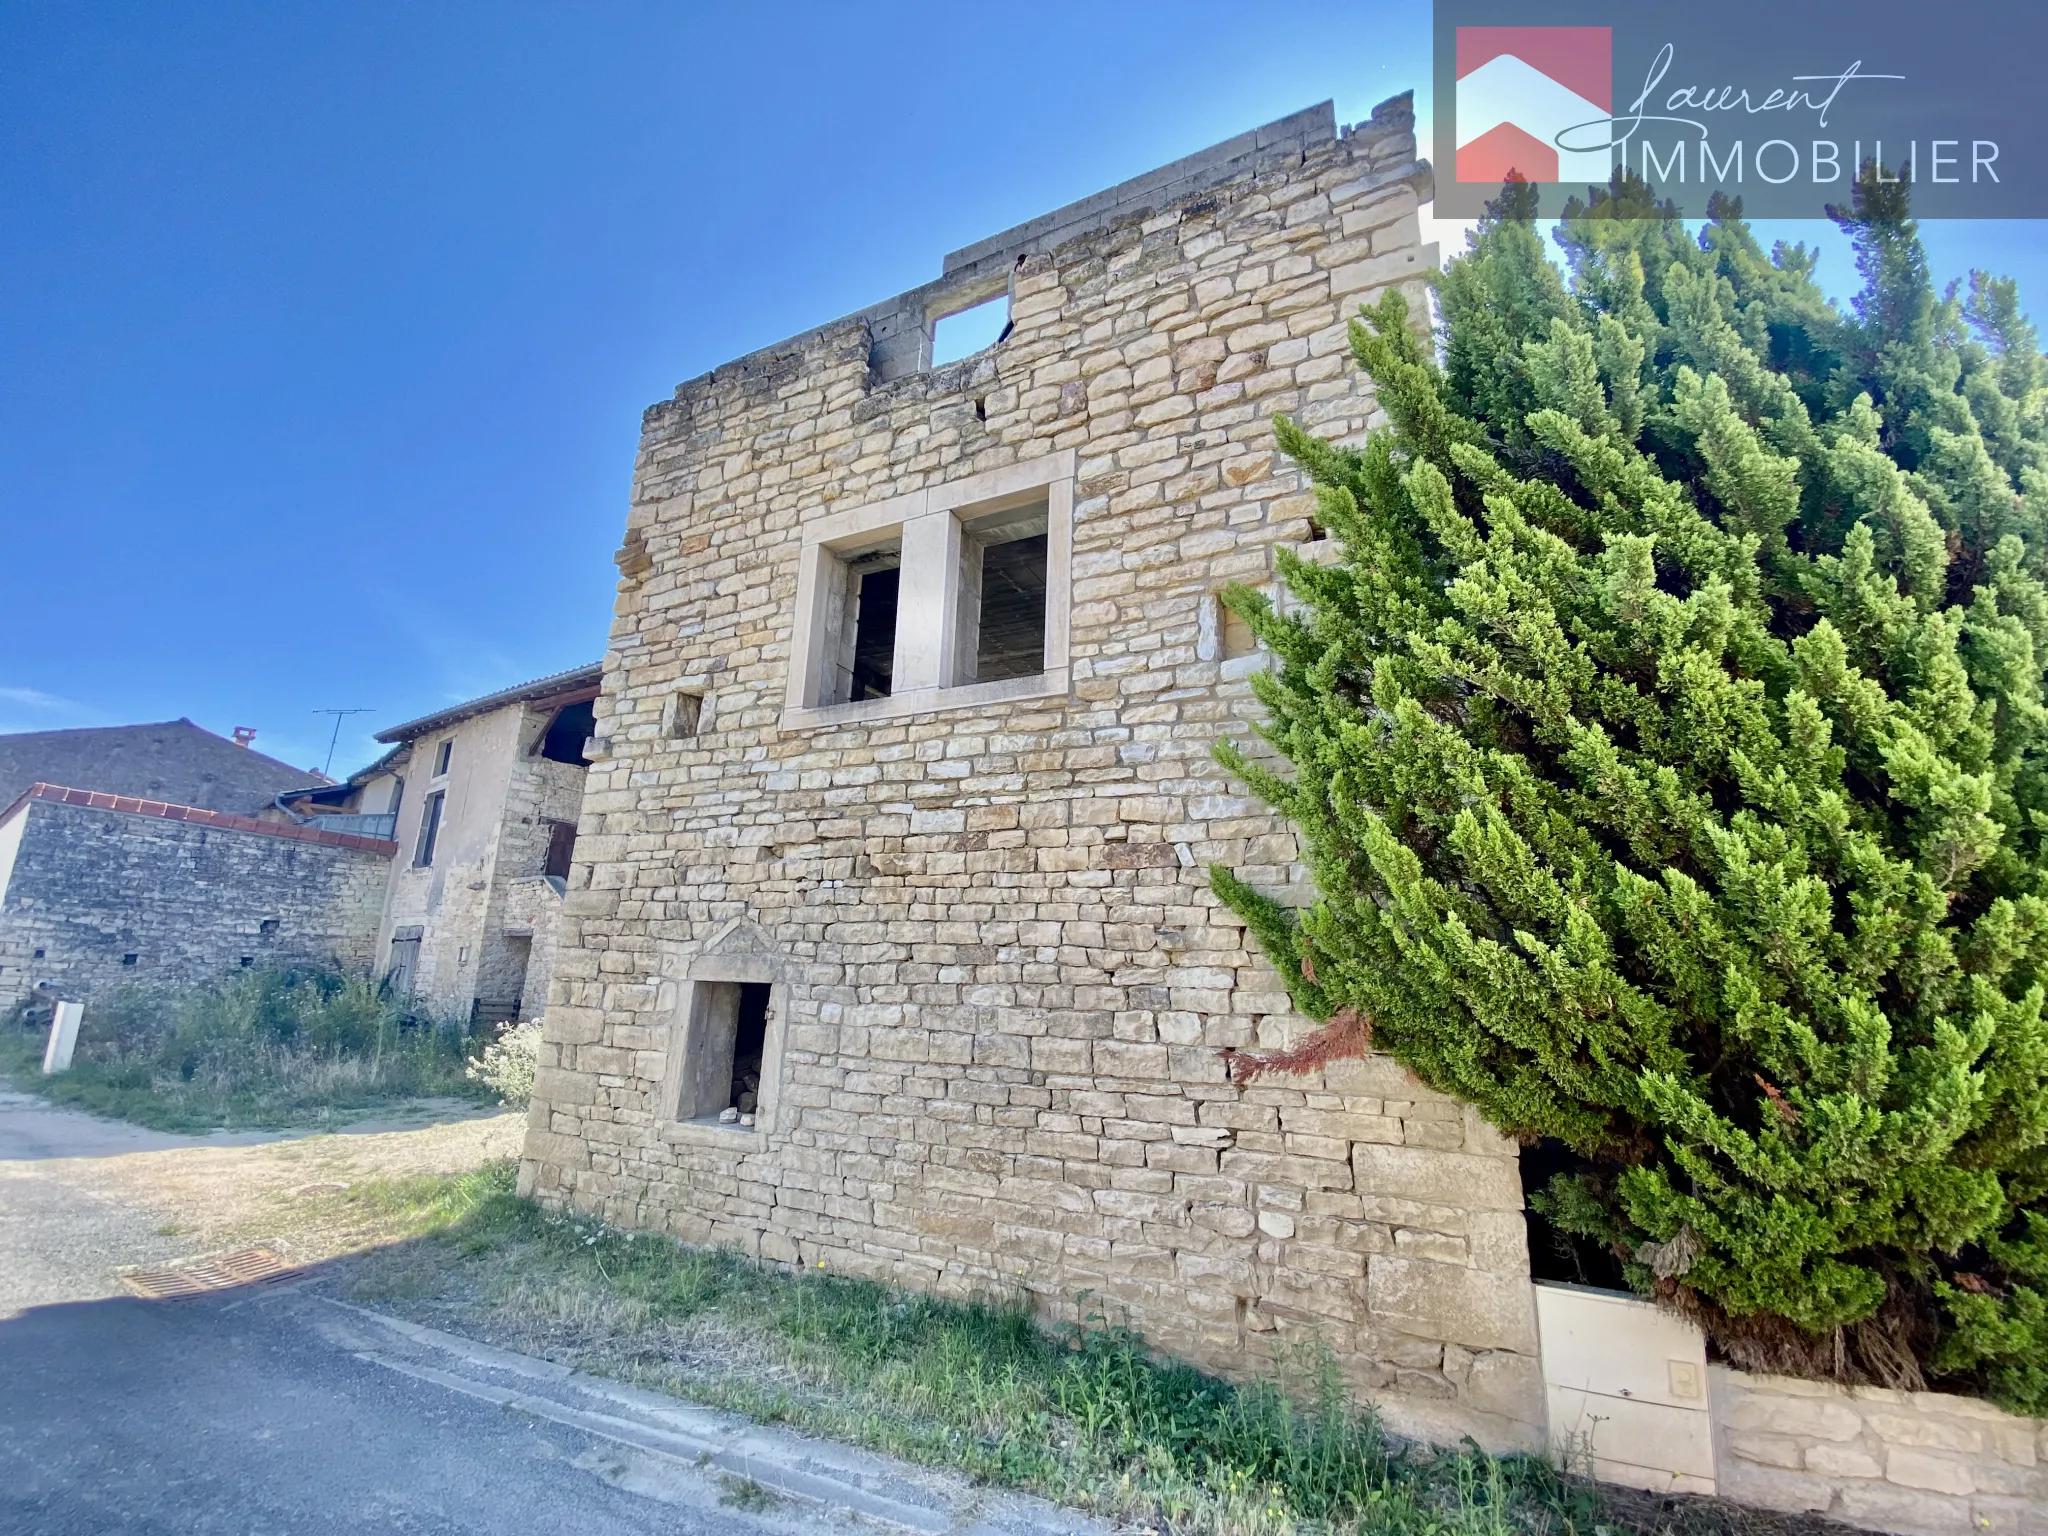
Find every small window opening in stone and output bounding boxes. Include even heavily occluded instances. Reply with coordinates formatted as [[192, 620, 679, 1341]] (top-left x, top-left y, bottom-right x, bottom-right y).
[[843, 550, 901, 702], [539, 699, 595, 765], [974, 396, 988, 422], [434, 739, 453, 776], [122, 954, 138, 967], [958, 501, 1049, 684], [667, 691, 704, 738], [931, 294, 1009, 366], [1306, 515, 1328, 542], [259, 918, 280, 936], [240, 956, 254, 967], [1220, 598, 1259, 660], [681, 980, 772, 1128], [33, 947, 45, 960], [415, 790, 445, 867]]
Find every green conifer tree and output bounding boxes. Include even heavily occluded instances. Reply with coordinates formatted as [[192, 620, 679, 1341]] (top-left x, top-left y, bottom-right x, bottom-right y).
[[1214, 175, 2048, 1411]]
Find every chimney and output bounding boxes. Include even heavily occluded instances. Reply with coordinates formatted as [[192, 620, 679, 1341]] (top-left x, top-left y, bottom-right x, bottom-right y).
[[232, 727, 257, 748]]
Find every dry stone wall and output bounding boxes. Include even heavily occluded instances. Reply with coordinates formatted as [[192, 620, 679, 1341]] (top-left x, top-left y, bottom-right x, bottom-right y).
[[521, 97, 1549, 1449], [0, 792, 391, 1006]]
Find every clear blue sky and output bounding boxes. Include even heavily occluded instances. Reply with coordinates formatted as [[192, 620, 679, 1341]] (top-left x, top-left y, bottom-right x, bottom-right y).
[[4, 4, 2042, 777]]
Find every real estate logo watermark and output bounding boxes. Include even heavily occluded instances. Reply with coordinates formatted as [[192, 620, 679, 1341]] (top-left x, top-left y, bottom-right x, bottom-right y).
[[1433, 2, 2045, 218]]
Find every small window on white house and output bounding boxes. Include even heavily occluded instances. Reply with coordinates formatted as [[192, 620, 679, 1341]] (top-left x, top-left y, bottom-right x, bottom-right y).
[[415, 790, 445, 867], [433, 740, 453, 776], [931, 294, 1010, 366]]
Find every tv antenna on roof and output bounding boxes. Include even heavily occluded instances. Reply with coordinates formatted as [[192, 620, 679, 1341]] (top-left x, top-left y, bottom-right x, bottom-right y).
[[312, 708, 375, 777]]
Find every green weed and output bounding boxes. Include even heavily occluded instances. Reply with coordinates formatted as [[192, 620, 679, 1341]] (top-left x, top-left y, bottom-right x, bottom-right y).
[[1, 969, 491, 1131]]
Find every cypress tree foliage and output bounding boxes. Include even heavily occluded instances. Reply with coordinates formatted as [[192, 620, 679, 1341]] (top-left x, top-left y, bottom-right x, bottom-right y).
[[1213, 175, 2048, 1412]]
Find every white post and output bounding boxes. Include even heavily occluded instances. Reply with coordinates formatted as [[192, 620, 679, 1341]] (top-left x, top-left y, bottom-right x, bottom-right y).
[[42, 1000, 82, 1074]]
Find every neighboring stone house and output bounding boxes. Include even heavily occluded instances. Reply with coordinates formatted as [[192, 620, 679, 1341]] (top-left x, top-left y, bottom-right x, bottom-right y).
[[513, 98, 1562, 1450], [328, 664, 601, 1027]]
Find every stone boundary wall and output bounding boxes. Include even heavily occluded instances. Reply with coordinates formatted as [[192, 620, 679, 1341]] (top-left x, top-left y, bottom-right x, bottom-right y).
[[5, 782, 399, 855], [0, 792, 392, 1005], [1711, 1367, 2048, 1536]]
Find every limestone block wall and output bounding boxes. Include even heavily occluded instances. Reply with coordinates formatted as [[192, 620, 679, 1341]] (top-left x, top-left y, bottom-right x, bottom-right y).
[[1712, 1369, 2048, 1536], [0, 788, 393, 1006], [518, 97, 1550, 1448], [483, 747, 583, 1015], [499, 874, 566, 1022]]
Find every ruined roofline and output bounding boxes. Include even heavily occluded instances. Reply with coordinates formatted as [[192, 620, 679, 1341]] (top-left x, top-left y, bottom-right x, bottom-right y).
[[0, 782, 399, 855], [655, 94, 1421, 410], [375, 662, 605, 745]]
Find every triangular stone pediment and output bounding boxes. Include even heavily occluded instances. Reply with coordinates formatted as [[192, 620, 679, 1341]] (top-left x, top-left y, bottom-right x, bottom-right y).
[[700, 915, 778, 959]]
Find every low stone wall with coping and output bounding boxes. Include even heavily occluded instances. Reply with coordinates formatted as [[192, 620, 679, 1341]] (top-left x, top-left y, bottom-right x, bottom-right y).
[[1710, 1365, 2048, 1536]]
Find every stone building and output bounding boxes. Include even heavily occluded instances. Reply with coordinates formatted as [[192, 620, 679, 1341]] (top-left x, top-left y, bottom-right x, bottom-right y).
[[0, 719, 382, 1006], [0, 783, 393, 1007], [516, 96, 1559, 1450], [331, 664, 602, 1026]]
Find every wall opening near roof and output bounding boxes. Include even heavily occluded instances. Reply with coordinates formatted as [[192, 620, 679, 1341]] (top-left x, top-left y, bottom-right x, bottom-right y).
[[931, 294, 1009, 366], [539, 699, 595, 765]]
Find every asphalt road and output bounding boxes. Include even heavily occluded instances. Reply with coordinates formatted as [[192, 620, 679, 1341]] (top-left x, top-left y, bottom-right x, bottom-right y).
[[0, 1284, 838, 1535], [0, 1093, 871, 1536]]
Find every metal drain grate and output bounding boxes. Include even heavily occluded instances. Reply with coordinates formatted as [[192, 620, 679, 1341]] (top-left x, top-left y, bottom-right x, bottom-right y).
[[121, 1246, 300, 1299]]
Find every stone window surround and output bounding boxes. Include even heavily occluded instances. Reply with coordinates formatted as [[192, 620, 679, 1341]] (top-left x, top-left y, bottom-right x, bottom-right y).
[[657, 951, 790, 1151], [781, 449, 1076, 729]]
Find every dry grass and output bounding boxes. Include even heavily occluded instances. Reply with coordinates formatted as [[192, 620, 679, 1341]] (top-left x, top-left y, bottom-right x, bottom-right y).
[[48, 1110, 525, 1265]]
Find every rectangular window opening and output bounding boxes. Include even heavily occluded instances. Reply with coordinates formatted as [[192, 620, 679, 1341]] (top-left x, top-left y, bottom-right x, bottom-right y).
[[931, 294, 1010, 367], [822, 542, 901, 705], [667, 691, 704, 738], [415, 790, 445, 867], [433, 740, 453, 776], [679, 980, 772, 1128], [958, 502, 1049, 684], [1221, 598, 1259, 660]]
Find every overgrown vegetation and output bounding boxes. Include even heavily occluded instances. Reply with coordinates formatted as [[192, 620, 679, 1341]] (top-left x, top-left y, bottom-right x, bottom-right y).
[[467, 1018, 542, 1108], [1, 968, 489, 1131], [338, 1163, 1826, 1536], [1215, 171, 2048, 1413]]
